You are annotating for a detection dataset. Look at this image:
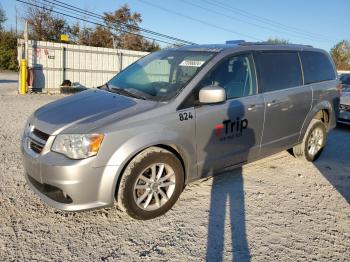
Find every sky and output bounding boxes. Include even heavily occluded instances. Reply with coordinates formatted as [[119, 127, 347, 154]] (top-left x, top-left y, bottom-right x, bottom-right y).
[[1, 0, 349, 51]]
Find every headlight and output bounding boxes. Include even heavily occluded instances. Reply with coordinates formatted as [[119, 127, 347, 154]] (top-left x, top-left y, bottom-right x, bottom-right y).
[[52, 134, 104, 159]]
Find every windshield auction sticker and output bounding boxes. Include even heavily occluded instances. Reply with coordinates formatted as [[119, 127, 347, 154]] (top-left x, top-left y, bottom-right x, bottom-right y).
[[179, 60, 205, 67]]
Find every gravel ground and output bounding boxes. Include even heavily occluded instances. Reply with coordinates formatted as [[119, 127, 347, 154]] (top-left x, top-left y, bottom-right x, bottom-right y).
[[0, 72, 349, 261]]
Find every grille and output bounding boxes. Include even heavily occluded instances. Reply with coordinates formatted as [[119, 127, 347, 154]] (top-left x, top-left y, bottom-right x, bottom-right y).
[[28, 128, 49, 154], [32, 128, 50, 141], [30, 141, 44, 153], [340, 104, 350, 112]]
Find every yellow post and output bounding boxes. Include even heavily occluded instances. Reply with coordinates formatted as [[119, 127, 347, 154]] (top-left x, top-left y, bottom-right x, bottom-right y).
[[21, 59, 27, 94]]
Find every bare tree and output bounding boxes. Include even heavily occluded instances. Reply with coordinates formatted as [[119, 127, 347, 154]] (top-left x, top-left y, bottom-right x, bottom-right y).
[[22, 1, 159, 51], [0, 5, 7, 31], [24, 0, 69, 41], [69, 22, 94, 46], [102, 4, 159, 51]]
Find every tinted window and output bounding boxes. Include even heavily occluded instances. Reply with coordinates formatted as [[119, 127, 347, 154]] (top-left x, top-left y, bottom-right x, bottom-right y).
[[300, 51, 335, 84], [198, 54, 257, 99], [255, 52, 302, 92]]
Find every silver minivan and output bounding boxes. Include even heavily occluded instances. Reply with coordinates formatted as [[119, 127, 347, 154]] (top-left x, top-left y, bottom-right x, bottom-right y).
[[21, 43, 340, 219]]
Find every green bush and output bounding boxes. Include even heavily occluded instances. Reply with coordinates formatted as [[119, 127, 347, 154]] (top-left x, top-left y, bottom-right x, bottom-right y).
[[0, 31, 18, 71]]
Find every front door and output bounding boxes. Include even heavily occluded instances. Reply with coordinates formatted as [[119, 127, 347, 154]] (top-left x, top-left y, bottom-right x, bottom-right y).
[[195, 53, 264, 177]]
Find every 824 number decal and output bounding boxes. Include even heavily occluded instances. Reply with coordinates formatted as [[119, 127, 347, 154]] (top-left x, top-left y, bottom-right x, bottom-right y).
[[179, 112, 193, 121]]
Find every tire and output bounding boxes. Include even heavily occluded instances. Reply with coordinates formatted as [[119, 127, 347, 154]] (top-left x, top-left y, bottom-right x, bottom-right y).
[[292, 119, 327, 162], [117, 147, 184, 220]]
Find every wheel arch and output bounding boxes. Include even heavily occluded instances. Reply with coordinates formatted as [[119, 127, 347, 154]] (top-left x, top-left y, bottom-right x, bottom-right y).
[[299, 100, 333, 142], [107, 134, 194, 204], [313, 109, 330, 127]]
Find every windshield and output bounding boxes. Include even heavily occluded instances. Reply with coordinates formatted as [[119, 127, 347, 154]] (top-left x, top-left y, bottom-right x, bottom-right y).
[[107, 50, 215, 101]]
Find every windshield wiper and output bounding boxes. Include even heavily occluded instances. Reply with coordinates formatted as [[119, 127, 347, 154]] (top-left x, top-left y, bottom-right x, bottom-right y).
[[106, 84, 147, 100]]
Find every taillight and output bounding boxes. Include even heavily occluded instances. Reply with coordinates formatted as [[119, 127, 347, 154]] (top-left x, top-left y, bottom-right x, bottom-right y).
[[337, 82, 342, 96]]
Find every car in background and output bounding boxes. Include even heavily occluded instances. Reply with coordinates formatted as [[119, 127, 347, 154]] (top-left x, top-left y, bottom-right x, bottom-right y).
[[340, 73, 350, 87], [338, 74, 350, 124]]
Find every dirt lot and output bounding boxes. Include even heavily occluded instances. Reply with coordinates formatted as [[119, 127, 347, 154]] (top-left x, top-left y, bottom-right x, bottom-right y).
[[0, 72, 349, 261]]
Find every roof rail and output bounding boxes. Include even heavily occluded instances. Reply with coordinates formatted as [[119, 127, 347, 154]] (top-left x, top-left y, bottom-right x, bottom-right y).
[[225, 40, 245, 45], [238, 41, 313, 48]]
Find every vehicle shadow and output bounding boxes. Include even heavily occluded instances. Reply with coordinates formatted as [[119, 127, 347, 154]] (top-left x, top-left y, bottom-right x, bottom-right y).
[[314, 124, 350, 204], [202, 99, 254, 262], [0, 79, 18, 84]]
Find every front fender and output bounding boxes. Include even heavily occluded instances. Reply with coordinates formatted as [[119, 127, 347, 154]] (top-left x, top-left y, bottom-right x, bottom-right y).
[[108, 130, 195, 168]]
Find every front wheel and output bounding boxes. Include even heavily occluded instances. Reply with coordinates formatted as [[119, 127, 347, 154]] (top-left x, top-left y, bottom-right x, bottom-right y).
[[117, 147, 184, 220], [292, 119, 327, 162]]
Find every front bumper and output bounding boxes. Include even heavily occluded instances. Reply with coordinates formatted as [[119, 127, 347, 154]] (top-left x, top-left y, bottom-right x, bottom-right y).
[[21, 136, 120, 211]]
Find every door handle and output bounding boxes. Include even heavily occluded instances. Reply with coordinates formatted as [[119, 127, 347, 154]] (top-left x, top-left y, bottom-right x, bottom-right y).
[[267, 100, 277, 107], [248, 104, 256, 111]]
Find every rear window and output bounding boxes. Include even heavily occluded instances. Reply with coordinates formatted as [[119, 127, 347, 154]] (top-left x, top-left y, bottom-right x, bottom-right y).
[[254, 52, 302, 92], [300, 51, 335, 84]]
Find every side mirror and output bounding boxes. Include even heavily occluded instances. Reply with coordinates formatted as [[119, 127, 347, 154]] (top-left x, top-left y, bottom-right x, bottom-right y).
[[199, 85, 226, 104]]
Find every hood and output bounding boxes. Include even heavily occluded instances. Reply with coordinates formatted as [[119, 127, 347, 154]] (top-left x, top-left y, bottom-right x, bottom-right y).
[[31, 89, 158, 135], [342, 91, 350, 97]]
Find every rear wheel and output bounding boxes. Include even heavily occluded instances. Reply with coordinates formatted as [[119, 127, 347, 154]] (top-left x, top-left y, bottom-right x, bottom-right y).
[[292, 119, 327, 162], [117, 147, 184, 220]]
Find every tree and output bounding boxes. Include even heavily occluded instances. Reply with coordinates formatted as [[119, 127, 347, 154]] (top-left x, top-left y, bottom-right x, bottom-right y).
[[89, 26, 113, 48], [142, 39, 161, 52], [0, 5, 7, 31], [266, 37, 290, 44], [24, 1, 70, 41], [0, 6, 17, 71], [330, 40, 350, 70], [103, 4, 141, 49], [102, 4, 159, 51], [69, 22, 93, 46], [0, 30, 18, 70], [22, 2, 159, 51]]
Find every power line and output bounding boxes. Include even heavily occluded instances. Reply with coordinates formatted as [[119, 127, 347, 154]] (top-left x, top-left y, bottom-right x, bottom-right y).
[[16, 0, 185, 46], [37, 0, 176, 44], [33, 0, 168, 44], [179, 0, 331, 43], [137, 0, 262, 42], [204, 0, 333, 42], [43, 0, 196, 45]]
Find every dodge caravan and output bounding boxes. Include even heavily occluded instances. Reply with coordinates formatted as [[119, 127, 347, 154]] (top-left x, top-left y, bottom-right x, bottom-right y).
[[21, 43, 340, 219]]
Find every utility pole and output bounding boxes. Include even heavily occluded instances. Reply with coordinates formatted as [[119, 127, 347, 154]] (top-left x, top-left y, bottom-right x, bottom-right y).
[[24, 20, 28, 60], [111, 35, 116, 49], [111, 35, 122, 72], [15, 5, 18, 35]]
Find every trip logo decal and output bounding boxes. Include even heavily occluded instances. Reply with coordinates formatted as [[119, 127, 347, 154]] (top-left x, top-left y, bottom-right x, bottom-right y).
[[215, 117, 248, 141]]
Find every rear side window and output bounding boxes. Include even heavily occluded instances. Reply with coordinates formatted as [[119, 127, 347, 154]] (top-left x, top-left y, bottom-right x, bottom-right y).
[[300, 51, 335, 84], [254, 52, 302, 92]]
